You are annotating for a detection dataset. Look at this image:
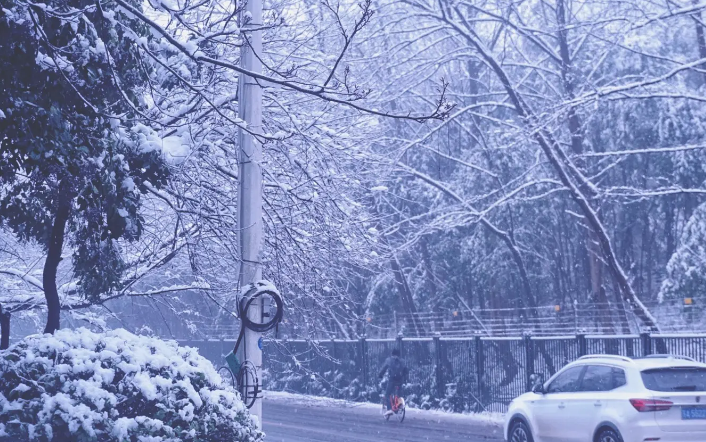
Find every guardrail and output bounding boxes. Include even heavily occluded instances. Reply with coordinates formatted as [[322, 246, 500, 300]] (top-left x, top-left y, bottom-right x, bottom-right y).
[[257, 333, 706, 413], [172, 333, 706, 413]]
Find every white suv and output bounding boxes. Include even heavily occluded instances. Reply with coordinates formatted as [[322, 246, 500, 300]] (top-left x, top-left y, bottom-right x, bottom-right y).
[[504, 354, 706, 442]]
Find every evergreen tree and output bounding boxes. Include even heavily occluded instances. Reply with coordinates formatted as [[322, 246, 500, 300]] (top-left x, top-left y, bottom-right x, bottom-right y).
[[0, 0, 168, 333], [660, 202, 706, 302]]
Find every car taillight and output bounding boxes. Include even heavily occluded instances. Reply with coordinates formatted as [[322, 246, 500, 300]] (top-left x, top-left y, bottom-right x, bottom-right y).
[[630, 399, 673, 412]]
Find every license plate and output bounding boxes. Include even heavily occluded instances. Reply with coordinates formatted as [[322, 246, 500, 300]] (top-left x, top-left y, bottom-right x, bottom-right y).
[[682, 407, 706, 420]]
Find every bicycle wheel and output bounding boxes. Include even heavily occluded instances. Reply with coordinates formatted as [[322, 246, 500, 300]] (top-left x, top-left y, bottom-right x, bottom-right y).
[[396, 399, 405, 423], [237, 361, 259, 409], [217, 366, 236, 390]]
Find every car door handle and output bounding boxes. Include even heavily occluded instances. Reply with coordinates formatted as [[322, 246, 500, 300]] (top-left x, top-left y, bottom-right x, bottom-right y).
[[594, 401, 602, 407], [558, 403, 566, 409]]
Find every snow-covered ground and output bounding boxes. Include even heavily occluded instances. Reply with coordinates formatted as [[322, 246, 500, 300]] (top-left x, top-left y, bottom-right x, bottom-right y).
[[263, 390, 504, 442], [264, 390, 504, 424]]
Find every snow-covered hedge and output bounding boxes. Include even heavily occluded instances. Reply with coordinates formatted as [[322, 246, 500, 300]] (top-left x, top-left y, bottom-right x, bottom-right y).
[[0, 328, 263, 442]]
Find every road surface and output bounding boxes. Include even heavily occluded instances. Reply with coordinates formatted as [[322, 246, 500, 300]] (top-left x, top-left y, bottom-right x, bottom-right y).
[[262, 393, 504, 442]]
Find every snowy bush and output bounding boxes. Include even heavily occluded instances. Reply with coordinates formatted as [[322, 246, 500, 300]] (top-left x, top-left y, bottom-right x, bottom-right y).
[[0, 328, 263, 442], [660, 202, 706, 302]]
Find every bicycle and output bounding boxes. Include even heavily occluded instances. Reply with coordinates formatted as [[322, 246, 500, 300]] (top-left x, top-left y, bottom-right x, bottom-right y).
[[218, 365, 236, 390], [218, 352, 259, 409], [381, 386, 406, 423], [215, 280, 284, 409]]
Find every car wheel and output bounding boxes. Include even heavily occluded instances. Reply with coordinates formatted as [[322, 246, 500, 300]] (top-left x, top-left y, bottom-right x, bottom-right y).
[[596, 428, 623, 442], [509, 421, 533, 442]]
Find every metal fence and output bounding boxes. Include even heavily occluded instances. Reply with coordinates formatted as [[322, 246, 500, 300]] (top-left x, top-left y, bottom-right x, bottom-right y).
[[185, 333, 706, 413], [358, 300, 706, 339]]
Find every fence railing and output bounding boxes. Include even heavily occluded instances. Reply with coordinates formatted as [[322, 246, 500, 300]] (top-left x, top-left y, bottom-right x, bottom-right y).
[[360, 300, 706, 338], [178, 333, 706, 413], [261, 333, 706, 413]]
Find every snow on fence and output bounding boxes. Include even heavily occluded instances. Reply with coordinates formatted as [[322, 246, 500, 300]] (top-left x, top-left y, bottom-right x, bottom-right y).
[[181, 333, 706, 414]]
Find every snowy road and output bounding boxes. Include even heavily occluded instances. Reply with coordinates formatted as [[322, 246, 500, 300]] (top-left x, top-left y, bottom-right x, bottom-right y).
[[262, 393, 505, 442]]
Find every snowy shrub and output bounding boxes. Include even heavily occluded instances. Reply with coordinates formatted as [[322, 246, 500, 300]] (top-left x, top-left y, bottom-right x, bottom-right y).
[[0, 328, 263, 442], [660, 202, 706, 302]]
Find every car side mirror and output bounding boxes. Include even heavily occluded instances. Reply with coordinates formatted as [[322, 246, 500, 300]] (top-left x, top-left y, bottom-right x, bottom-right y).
[[532, 383, 545, 394]]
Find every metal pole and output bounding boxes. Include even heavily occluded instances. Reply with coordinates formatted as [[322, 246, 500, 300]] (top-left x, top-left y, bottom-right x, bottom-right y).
[[524, 335, 534, 392], [434, 334, 444, 399], [640, 332, 652, 357], [475, 336, 484, 403], [361, 337, 368, 391], [577, 333, 587, 357], [238, 0, 264, 426]]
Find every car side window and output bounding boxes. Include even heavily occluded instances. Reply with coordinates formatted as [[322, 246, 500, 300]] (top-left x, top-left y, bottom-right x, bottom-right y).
[[612, 367, 626, 389], [546, 366, 585, 394], [580, 365, 614, 392]]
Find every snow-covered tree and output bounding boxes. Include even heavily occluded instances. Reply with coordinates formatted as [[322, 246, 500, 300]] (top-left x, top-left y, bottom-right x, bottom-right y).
[[348, 0, 706, 334], [660, 202, 706, 302], [0, 0, 449, 339], [0, 0, 170, 333]]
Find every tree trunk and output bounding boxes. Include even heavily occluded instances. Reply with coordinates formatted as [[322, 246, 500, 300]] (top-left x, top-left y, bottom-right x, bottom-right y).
[[693, 0, 706, 85], [0, 305, 10, 350], [466, 58, 539, 317], [612, 283, 632, 334], [589, 232, 613, 333], [420, 236, 443, 331], [390, 254, 425, 337], [43, 184, 71, 334], [665, 199, 676, 264], [420, 236, 437, 301], [557, 0, 613, 332]]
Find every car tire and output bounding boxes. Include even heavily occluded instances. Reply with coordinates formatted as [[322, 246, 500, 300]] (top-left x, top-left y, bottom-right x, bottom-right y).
[[509, 421, 533, 442], [596, 428, 623, 442]]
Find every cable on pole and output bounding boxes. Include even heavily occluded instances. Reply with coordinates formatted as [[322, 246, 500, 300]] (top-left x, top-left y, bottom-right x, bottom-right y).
[[229, 280, 284, 408]]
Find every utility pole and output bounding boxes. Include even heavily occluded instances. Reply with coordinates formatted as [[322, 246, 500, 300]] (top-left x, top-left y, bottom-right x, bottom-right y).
[[238, 0, 264, 427]]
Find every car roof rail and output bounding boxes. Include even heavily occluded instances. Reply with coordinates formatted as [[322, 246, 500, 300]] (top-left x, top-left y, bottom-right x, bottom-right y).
[[577, 354, 634, 363], [641, 354, 697, 362]]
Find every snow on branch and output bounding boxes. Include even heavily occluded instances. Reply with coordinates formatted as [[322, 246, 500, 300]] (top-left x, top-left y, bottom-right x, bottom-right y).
[[0, 269, 43, 291], [579, 144, 706, 157]]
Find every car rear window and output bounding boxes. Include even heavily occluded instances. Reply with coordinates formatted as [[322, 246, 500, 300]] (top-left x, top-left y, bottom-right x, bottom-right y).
[[641, 367, 706, 392]]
